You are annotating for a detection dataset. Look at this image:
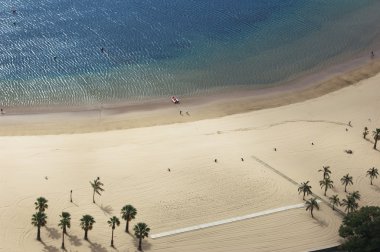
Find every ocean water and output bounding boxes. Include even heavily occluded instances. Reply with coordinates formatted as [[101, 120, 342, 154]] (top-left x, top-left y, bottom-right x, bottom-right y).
[[0, 0, 380, 108]]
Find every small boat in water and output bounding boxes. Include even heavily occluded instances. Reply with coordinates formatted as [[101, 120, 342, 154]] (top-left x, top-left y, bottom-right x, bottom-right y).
[[171, 96, 179, 104]]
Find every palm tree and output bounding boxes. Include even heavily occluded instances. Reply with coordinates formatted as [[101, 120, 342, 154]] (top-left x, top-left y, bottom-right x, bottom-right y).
[[59, 212, 71, 234], [108, 216, 120, 247], [318, 166, 331, 179], [328, 195, 340, 210], [319, 177, 334, 196], [58, 212, 71, 249], [349, 191, 361, 201], [373, 128, 380, 149], [341, 196, 358, 213], [31, 212, 47, 241], [340, 174, 353, 192], [305, 198, 319, 218], [121, 205, 137, 233], [90, 177, 104, 203], [298, 181, 312, 200], [134, 222, 150, 251], [80, 215, 95, 240], [366, 167, 379, 185], [363, 127, 369, 139], [34, 197, 48, 212]]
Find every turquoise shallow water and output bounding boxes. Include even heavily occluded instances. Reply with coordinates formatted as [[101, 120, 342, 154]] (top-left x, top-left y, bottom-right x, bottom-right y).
[[0, 0, 380, 108]]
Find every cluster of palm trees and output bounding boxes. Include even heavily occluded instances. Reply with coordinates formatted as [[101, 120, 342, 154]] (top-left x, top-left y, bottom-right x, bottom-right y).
[[297, 182, 319, 217], [298, 166, 379, 217], [31, 197, 48, 241], [31, 178, 151, 251], [363, 127, 380, 149], [319, 166, 334, 196]]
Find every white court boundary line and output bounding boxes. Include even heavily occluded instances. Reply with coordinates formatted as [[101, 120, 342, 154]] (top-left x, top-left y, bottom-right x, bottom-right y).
[[151, 201, 321, 239]]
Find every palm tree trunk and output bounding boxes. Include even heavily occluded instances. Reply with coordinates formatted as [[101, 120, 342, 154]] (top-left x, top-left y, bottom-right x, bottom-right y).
[[374, 137, 378, 149], [370, 177, 373, 185], [93, 189, 95, 203], [311, 209, 314, 218], [37, 226, 41, 241], [111, 229, 114, 247], [126, 220, 129, 233], [84, 229, 88, 240], [303, 192, 305, 200], [138, 238, 142, 251], [61, 232, 65, 249], [324, 187, 327, 196], [344, 184, 347, 192]]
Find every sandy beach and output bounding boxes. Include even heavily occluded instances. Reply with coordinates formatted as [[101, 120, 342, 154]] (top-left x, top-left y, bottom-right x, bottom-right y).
[[0, 64, 380, 251]]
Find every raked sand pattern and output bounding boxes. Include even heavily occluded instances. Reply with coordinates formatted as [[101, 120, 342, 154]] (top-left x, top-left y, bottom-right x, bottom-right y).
[[0, 73, 379, 251]]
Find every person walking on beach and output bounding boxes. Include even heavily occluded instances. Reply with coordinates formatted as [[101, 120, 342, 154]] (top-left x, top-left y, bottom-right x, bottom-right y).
[[70, 190, 73, 203], [371, 51, 375, 58], [180, 110, 182, 115]]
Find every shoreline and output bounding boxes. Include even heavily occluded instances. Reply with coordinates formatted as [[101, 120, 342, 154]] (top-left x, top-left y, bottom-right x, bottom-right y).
[[1, 54, 380, 136]]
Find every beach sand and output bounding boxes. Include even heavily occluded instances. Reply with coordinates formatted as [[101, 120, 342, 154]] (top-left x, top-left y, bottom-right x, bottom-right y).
[[0, 67, 380, 251]]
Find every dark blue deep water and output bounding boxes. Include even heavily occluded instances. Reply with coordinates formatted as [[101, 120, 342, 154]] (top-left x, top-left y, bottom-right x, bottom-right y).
[[0, 0, 380, 107]]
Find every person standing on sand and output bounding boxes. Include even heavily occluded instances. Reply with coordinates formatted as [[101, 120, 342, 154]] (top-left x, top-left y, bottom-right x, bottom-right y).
[[70, 190, 72, 203]]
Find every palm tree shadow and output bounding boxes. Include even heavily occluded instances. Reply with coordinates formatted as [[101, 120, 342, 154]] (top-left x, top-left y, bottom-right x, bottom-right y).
[[98, 204, 113, 216], [126, 232, 134, 237], [45, 226, 60, 239], [71, 202, 79, 207], [67, 233, 82, 246], [364, 138, 373, 143], [88, 239, 108, 252], [42, 245, 60, 252], [313, 217, 328, 227], [40, 240, 60, 252], [371, 184, 380, 192]]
